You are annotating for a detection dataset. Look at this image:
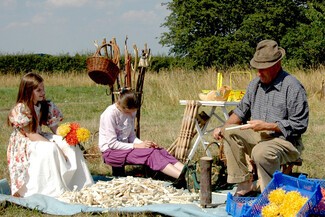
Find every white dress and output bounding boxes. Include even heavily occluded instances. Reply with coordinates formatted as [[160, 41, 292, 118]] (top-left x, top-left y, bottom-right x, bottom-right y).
[[7, 102, 94, 197]]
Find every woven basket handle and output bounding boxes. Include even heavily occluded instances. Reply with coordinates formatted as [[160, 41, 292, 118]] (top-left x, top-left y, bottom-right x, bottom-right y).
[[94, 43, 113, 58]]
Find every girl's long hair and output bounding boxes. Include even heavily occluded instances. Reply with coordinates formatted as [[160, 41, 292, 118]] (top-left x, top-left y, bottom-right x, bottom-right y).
[[8, 72, 48, 132], [117, 89, 140, 110]]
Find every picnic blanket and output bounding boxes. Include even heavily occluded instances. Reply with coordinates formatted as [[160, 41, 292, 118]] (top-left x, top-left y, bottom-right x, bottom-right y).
[[0, 177, 233, 216]]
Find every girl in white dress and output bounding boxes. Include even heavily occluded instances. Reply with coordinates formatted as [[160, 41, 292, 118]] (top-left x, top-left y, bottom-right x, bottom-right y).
[[7, 72, 94, 197]]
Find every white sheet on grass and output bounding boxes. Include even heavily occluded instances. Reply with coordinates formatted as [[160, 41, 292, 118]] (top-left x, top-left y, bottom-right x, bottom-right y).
[[0, 178, 233, 216]]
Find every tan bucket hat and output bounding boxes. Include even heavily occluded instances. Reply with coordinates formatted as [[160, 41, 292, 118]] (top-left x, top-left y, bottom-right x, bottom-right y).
[[250, 39, 286, 69]]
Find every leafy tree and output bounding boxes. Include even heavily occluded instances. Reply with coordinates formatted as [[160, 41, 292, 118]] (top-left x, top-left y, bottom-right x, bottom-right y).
[[281, 2, 325, 68], [159, 0, 324, 69], [160, 0, 258, 68]]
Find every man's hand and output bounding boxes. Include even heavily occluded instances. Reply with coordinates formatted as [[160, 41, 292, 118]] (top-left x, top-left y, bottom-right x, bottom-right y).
[[213, 113, 243, 140], [213, 127, 223, 140], [244, 120, 266, 131], [245, 120, 279, 132]]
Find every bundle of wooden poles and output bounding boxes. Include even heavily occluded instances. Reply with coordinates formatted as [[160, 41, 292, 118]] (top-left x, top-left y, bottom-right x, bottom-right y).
[[167, 100, 201, 163]]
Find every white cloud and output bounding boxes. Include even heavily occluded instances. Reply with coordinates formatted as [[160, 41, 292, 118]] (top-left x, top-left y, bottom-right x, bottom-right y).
[[5, 21, 29, 29], [43, 0, 120, 14], [0, 0, 17, 7], [91, 0, 121, 9], [121, 10, 158, 25], [0, 0, 169, 55], [4, 12, 52, 29], [31, 13, 51, 25], [45, 0, 88, 8]]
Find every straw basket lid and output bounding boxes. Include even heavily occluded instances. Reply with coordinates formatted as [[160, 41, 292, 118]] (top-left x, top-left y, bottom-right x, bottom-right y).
[[198, 85, 231, 101], [86, 43, 120, 86]]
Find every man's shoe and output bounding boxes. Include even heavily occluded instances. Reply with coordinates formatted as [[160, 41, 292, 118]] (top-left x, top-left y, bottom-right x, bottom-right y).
[[233, 190, 260, 197]]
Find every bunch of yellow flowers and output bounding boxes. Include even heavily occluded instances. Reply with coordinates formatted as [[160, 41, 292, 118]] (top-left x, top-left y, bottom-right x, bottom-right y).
[[261, 188, 308, 217], [57, 122, 91, 146]]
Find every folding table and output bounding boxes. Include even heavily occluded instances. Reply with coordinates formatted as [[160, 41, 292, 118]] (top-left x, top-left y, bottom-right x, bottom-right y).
[[179, 100, 239, 161]]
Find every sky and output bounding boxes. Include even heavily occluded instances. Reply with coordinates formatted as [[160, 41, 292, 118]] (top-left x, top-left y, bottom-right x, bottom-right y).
[[0, 0, 170, 56]]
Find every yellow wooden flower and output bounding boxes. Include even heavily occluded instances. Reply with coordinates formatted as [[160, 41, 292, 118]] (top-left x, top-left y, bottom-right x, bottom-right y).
[[57, 123, 71, 137], [279, 191, 308, 217], [261, 203, 279, 217], [76, 127, 91, 143], [262, 189, 308, 217], [268, 188, 286, 205]]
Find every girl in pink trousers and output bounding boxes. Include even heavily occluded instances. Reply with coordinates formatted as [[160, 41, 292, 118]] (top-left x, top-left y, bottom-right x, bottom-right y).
[[98, 89, 186, 188]]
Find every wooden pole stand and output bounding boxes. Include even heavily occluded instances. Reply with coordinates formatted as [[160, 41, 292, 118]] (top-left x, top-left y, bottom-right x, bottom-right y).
[[199, 156, 213, 207]]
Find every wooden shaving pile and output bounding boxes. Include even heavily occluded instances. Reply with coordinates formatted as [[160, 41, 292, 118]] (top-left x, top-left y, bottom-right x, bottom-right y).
[[58, 176, 199, 208]]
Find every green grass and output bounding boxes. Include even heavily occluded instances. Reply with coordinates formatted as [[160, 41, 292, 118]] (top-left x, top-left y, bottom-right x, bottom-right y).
[[0, 68, 324, 215]]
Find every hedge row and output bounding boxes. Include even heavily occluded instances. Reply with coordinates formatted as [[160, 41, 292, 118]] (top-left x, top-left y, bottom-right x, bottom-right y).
[[0, 54, 88, 73], [0, 54, 181, 74]]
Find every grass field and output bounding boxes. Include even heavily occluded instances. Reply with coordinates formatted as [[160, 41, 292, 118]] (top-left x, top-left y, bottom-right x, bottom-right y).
[[0, 67, 324, 216]]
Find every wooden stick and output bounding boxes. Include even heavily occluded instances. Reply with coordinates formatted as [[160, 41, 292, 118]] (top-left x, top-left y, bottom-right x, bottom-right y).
[[167, 139, 178, 155], [176, 100, 191, 159], [200, 156, 213, 207], [102, 38, 109, 59], [110, 37, 121, 90], [132, 43, 138, 89], [168, 100, 201, 162], [176, 102, 188, 158], [181, 101, 194, 160], [184, 101, 199, 161], [167, 137, 178, 154], [181, 101, 195, 160], [225, 124, 251, 131], [179, 100, 198, 162]]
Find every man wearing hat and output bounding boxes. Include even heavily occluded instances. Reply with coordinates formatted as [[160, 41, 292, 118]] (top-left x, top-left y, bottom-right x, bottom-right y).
[[213, 39, 309, 196]]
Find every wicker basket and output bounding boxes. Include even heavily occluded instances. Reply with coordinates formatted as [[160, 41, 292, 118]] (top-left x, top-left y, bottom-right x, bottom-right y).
[[198, 85, 232, 101], [86, 44, 119, 86]]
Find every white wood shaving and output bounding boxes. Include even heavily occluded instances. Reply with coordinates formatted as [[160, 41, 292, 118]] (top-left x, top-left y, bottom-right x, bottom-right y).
[[57, 176, 199, 208]]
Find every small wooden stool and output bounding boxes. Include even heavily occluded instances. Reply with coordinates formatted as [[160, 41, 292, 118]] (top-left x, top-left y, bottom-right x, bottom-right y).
[[281, 158, 303, 175], [251, 158, 303, 181]]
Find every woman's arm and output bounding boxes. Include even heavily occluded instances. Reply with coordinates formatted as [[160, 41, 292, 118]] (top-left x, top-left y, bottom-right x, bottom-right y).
[[26, 132, 49, 141], [22, 126, 49, 141], [50, 125, 58, 134], [43, 101, 63, 131]]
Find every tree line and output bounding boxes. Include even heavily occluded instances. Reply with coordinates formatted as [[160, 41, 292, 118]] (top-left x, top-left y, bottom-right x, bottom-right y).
[[159, 0, 325, 69]]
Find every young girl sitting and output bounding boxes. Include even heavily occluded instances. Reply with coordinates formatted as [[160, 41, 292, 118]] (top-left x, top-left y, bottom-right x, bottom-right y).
[[98, 89, 186, 188], [7, 72, 94, 197]]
